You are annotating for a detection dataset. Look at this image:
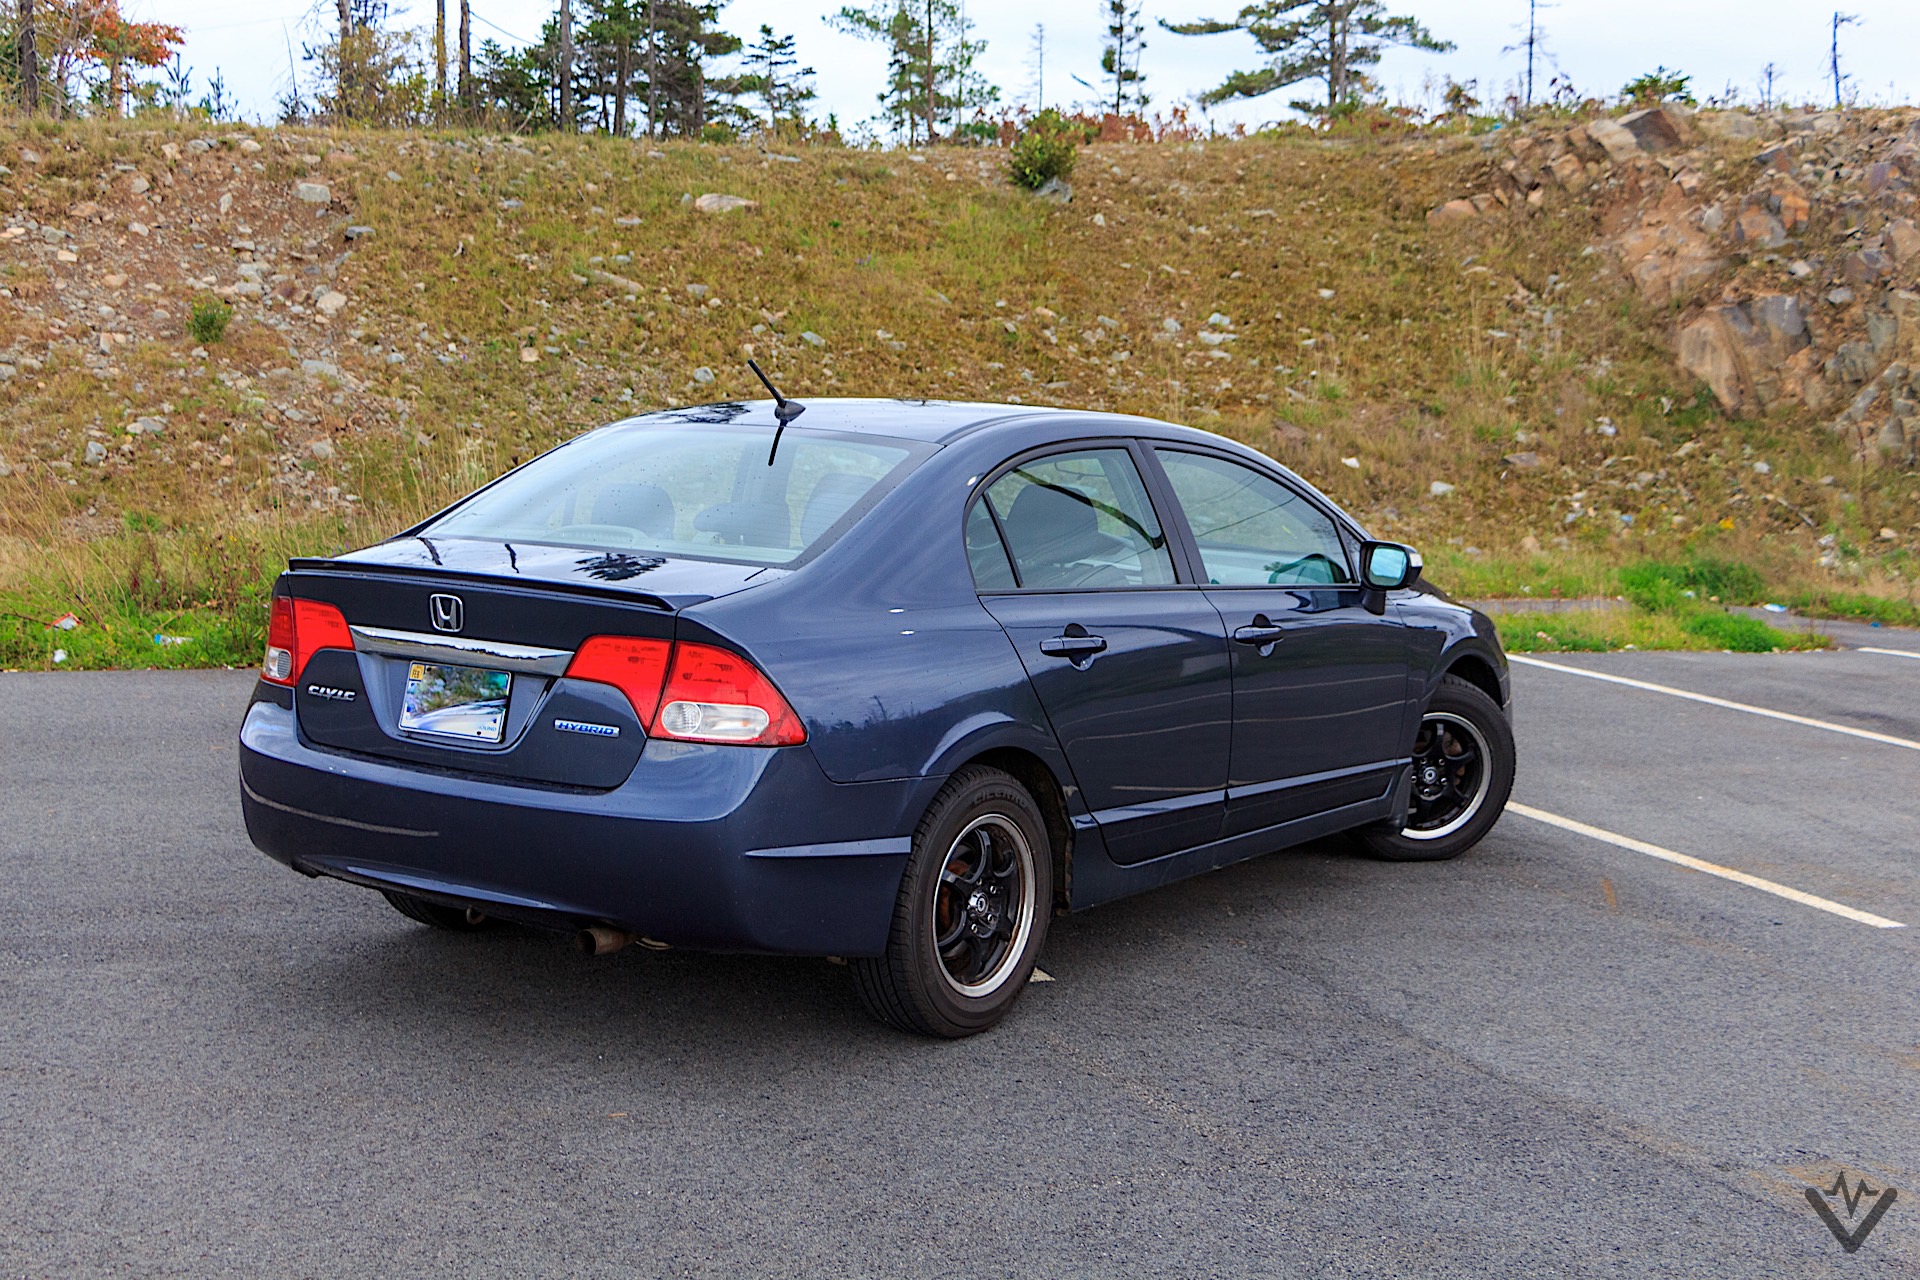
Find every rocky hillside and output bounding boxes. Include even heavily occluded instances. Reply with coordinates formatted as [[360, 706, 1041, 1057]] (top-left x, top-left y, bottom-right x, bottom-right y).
[[0, 112, 1914, 667], [1429, 102, 1920, 566]]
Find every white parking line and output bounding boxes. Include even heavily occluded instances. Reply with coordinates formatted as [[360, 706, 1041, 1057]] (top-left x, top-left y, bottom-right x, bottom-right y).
[[1506, 803, 1907, 929], [1509, 655, 1920, 753], [1860, 647, 1920, 662]]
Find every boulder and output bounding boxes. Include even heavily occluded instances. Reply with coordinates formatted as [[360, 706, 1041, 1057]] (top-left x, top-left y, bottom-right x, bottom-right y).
[[692, 193, 756, 213], [1887, 218, 1920, 263], [1733, 201, 1787, 248], [1620, 106, 1689, 153], [1548, 154, 1588, 193], [1586, 117, 1642, 164], [295, 181, 330, 204], [1426, 198, 1479, 225], [1677, 294, 1812, 412]]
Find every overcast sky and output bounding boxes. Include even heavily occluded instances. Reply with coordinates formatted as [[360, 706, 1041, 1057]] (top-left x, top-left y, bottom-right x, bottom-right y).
[[153, 0, 1920, 133]]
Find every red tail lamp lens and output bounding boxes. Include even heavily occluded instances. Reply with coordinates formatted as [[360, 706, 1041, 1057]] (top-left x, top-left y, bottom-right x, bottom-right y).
[[564, 637, 805, 746], [262, 595, 353, 685], [655, 642, 806, 746], [565, 637, 674, 727], [263, 596, 296, 684]]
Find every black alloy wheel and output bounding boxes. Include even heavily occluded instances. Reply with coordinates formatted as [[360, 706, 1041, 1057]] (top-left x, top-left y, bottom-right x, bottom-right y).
[[1355, 673, 1515, 862], [854, 765, 1053, 1037]]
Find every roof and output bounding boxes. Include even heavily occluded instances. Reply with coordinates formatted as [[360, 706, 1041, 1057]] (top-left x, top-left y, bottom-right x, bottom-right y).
[[603, 397, 1131, 445]]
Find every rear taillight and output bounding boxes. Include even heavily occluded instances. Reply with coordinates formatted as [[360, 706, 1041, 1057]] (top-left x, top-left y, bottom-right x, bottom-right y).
[[564, 637, 673, 726], [656, 642, 807, 746], [263, 596, 296, 683], [262, 595, 353, 686], [564, 637, 805, 747]]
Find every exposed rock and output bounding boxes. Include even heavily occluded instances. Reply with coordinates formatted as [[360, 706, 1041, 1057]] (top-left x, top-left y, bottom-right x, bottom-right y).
[[295, 181, 330, 204], [314, 290, 348, 317], [1547, 153, 1589, 193], [800, 331, 826, 347], [1677, 294, 1811, 412], [1888, 218, 1920, 263], [307, 438, 335, 460], [693, 193, 756, 213], [344, 225, 374, 240], [1033, 178, 1073, 204], [1585, 118, 1642, 164], [84, 441, 107, 465], [692, 366, 716, 385], [1619, 106, 1689, 153], [1428, 481, 1456, 496], [1733, 201, 1787, 248], [1503, 451, 1543, 469], [1427, 198, 1479, 225]]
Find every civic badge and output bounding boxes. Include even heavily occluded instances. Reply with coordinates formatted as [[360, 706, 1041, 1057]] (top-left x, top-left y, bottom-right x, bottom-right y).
[[429, 593, 464, 633]]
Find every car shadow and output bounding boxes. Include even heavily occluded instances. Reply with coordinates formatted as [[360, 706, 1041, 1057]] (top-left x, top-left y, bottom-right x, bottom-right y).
[[240, 835, 1399, 1062]]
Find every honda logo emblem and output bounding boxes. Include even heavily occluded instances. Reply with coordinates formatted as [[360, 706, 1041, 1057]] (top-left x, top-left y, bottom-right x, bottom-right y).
[[429, 594, 464, 633]]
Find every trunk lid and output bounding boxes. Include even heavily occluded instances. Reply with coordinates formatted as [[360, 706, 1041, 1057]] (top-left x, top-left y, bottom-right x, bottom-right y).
[[279, 540, 782, 788]]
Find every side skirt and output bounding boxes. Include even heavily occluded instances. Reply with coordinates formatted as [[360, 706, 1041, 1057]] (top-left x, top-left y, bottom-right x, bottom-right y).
[[1064, 770, 1409, 912]]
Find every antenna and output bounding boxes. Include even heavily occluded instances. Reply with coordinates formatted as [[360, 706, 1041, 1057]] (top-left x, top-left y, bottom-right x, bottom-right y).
[[747, 358, 805, 465]]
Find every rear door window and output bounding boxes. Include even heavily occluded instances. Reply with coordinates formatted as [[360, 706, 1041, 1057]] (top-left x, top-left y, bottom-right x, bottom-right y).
[[1153, 449, 1353, 587], [976, 448, 1176, 590]]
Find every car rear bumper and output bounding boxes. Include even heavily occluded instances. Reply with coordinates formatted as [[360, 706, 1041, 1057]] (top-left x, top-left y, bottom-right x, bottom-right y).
[[239, 697, 927, 956]]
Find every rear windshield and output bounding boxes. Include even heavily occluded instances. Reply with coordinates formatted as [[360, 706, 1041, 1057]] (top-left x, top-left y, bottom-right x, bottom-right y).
[[421, 420, 925, 566]]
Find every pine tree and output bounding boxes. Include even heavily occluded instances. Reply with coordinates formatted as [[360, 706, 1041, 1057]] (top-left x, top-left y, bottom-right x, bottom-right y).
[[830, 0, 994, 144], [737, 24, 815, 128], [1099, 0, 1147, 116], [1162, 0, 1452, 114], [633, 1, 739, 138]]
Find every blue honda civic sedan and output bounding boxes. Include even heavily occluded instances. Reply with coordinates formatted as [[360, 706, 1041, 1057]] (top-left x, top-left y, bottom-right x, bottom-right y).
[[240, 397, 1513, 1036]]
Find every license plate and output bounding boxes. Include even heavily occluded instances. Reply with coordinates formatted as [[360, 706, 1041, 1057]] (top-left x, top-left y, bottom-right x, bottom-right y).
[[399, 661, 511, 743]]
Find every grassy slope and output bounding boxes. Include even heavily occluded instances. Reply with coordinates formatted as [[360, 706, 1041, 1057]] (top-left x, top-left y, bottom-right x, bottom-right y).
[[1, 120, 1913, 669]]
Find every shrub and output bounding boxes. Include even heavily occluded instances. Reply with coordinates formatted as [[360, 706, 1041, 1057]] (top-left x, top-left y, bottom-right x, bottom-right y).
[[187, 297, 232, 343], [1008, 108, 1079, 191], [1621, 67, 1695, 107], [1680, 611, 1784, 653], [1618, 557, 1766, 610]]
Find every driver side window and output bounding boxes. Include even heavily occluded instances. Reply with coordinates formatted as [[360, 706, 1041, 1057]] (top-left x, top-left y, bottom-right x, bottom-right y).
[[1154, 449, 1353, 587]]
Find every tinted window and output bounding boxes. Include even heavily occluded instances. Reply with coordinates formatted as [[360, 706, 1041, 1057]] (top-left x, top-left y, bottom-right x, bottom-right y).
[[965, 499, 1017, 591], [1155, 450, 1352, 586], [983, 449, 1175, 590], [423, 424, 918, 566]]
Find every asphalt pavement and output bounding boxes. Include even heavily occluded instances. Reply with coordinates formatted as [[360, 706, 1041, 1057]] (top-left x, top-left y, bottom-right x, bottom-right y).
[[2, 646, 1917, 1278]]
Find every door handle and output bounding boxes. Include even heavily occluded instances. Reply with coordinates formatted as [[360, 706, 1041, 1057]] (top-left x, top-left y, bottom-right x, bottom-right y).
[[1232, 615, 1286, 646], [1040, 631, 1108, 660]]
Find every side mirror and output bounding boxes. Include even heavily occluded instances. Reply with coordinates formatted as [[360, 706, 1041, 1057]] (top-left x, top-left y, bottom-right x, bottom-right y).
[[1361, 541, 1420, 590], [1358, 541, 1420, 615]]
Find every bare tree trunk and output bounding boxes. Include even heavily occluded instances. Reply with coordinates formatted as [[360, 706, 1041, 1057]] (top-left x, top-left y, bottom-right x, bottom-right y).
[[646, 0, 657, 138], [923, 0, 934, 143], [612, 38, 628, 137], [18, 0, 38, 115], [434, 0, 447, 107], [335, 0, 353, 120], [458, 0, 472, 113], [558, 0, 573, 127]]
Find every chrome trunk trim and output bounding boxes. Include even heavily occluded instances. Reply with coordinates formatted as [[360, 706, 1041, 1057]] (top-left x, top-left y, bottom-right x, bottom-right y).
[[348, 625, 575, 676]]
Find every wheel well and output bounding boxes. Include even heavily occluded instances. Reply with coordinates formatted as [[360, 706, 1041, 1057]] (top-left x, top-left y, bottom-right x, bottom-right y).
[[1445, 654, 1505, 707], [966, 747, 1073, 914]]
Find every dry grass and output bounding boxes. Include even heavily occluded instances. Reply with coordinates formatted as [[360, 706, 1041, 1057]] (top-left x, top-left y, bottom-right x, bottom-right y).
[[0, 119, 1914, 668]]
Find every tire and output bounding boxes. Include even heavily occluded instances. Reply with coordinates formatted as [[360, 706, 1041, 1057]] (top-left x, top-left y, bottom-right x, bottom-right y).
[[381, 889, 494, 931], [853, 765, 1053, 1038], [1354, 673, 1515, 863]]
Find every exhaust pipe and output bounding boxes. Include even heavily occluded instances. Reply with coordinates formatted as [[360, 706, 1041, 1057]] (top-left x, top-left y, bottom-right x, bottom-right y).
[[576, 925, 633, 956]]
